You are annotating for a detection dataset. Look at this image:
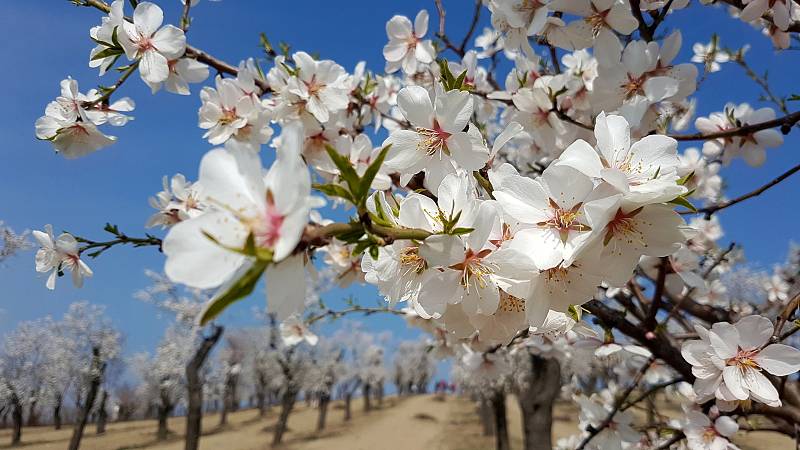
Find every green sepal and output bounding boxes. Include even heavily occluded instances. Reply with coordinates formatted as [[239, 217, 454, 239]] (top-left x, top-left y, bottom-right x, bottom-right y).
[[199, 259, 269, 326]]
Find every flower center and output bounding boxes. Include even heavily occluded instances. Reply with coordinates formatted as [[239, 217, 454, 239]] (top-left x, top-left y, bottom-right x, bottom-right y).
[[450, 248, 495, 290], [537, 199, 591, 243], [416, 121, 451, 156], [399, 245, 427, 274], [252, 190, 284, 248], [726, 348, 761, 370]]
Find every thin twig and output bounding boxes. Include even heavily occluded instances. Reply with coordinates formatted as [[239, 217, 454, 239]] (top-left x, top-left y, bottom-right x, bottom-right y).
[[681, 163, 800, 217]]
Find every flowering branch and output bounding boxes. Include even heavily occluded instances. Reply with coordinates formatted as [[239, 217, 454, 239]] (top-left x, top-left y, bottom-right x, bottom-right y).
[[574, 358, 655, 450], [683, 162, 800, 217], [74, 223, 162, 258]]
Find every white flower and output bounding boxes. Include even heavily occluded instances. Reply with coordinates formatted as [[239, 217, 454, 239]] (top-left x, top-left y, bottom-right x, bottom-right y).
[[548, 0, 638, 51], [280, 316, 318, 347], [683, 410, 740, 450], [492, 164, 615, 270], [146, 174, 205, 228], [163, 122, 320, 319], [691, 40, 729, 73], [146, 58, 209, 95], [198, 76, 271, 149], [682, 315, 800, 407], [286, 52, 349, 123], [488, 0, 549, 57], [575, 393, 640, 449], [383, 10, 436, 74], [555, 112, 687, 205], [764, 272, 790, 303], [696, 103, 783, 167], [89, 0, 125, 75], [384, 85, 489, 190], [120, 2, 187, 84], [33, 225, 93, 290], [739, 0, 793, 30], [35, 79, 118, 158]]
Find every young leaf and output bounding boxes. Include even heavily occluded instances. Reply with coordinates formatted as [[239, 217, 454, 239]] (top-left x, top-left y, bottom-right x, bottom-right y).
[[668, 195, 697, 212], [358, 144, 391, 202], [324, 145, 360, 197], [199, 260, 269, 325]]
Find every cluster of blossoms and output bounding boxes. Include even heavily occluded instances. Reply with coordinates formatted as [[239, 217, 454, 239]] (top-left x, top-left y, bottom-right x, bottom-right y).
[[26, 0, 800, 448]]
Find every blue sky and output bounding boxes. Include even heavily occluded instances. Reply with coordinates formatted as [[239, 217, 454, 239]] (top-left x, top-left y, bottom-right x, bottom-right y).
[[0, 1, 798, 358]]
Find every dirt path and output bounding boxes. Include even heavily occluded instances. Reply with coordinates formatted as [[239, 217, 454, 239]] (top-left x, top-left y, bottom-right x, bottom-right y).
[[0, 395, 792, 449]]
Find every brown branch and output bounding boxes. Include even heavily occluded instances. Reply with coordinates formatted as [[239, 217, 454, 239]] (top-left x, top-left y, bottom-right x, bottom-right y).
[[575, 358, 654, 450], [669, 111, 800, 141], [433, 0, 462, 57], [680, 163, 800, 217], [459, 0, 482, 54], [646, 257, 668, 330], [305, 305, 407, 325], [180, 0, 193, 31]]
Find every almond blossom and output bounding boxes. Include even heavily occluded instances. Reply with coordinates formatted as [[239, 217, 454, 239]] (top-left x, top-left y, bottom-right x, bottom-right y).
[[681, 315, 800, 407], [119, 2, 186, 84], [163, 123, 321, 318], [383, 10, 435, 75], [384, 85, 489, 190], [33, 225, 93, 290]]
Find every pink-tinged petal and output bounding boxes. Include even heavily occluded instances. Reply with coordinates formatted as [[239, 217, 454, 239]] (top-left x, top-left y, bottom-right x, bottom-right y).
[[133, 1, 164, 37], [139, 50, 170, 84], [386, 15, 413, 40], [755, 344, 800, 376], [163, 211, 247, 289], [741, 366, 779, 403], [384, 130, 424, 171], [414, 10, 429, 37], [435, 89, 473, 133], [151, 25, 186, 59], [555, 139, 603, 178], [738, 0, 768, 23], [721, 366, 749, 400], [265, 254, 306, 320], [397, 86, 434, 127], [735, 314, 774, 350], [594, 112, 631, 164], [709, 323, 739, 359]]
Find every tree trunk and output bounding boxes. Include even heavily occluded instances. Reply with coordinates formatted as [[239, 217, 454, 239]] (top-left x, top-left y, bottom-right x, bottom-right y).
[[362, 383, 372, 412], [375, 381, 384, 407], [96, 390, 108, 435], [10, 390, 22, 446], [490, 389, 510, 450], [53, 395, 63, 430], [272, 388, 297, 446], [184, 325, 222, 450], [26, 397, 38, 427], [478, 395, 495, 436], [316, 393, 330, 431], [68, 347, 104, 450], [343, 393, 352, 422], [517, 355, 561, 450], [156, 389, 174, 441], [256, 380, 267, 417]]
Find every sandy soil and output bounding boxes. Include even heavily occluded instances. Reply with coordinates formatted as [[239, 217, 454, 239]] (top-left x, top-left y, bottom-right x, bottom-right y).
[[0, 395, 792, 449]]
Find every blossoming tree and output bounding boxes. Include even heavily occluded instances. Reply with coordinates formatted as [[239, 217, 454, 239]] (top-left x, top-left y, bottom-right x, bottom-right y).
[[25, 0, 800, 449]]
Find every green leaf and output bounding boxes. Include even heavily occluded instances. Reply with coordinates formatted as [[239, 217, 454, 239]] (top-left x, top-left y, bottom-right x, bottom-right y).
[[313, 183, 354, 203], [358, 144, 391, 202], [324, 144, 361, 198], [199, 260, 269, 325], [788, 94, 800, 102], [91, 47, 123, 61], [668, 195, 697, 212], [454, 69, 468, 90], [450, 227, 474, 236], [677, 171, 695, 186]]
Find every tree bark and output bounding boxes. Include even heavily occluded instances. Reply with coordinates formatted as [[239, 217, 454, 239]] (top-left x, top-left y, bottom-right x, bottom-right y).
[[343, 393, 352, 421], [490, 389, 510, 450], [478, 395, 495, 436], [156, 387, 174, 441], [362, 383, 372, 412], [96, 390, 108, 435], [53, 394, 63, 430], [185, 325, 223, 450], [68, 347, 104, 450], [26, 396, 38, 427], [316, 393, 330, 431], [10, 390, 22, 446], [517, 355, 561, 450], [272, 387, 297, 446]]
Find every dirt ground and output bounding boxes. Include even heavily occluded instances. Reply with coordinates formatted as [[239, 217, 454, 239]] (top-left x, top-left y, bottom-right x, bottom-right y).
[[0, 395, 792, 449]]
